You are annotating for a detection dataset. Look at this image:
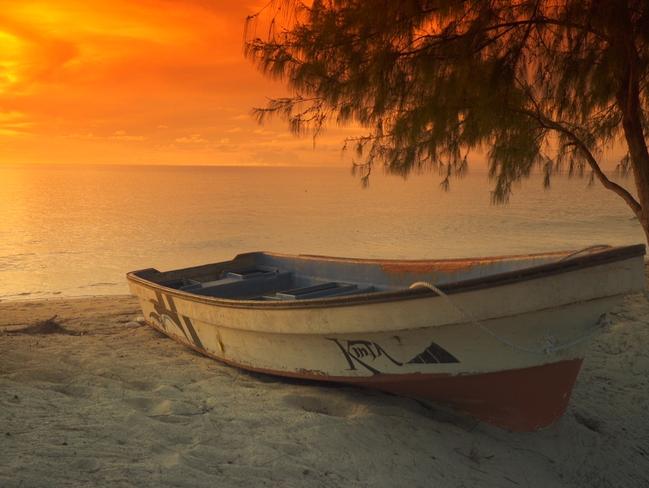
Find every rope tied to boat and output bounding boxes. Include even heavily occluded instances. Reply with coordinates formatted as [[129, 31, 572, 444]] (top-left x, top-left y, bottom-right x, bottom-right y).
[[409, 245, 614, 355], [556, 244, 611, 262]]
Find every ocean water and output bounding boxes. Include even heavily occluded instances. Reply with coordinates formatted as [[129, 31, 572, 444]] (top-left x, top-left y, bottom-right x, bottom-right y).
[[0, 163, 643, 300]]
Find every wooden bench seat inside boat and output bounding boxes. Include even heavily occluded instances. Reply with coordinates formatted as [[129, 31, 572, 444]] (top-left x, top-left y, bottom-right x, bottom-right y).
[[158, 265, 376, 301], [262, 282, 375, 300], [277, 282, 357, 299], [191, 272, 293, 299]]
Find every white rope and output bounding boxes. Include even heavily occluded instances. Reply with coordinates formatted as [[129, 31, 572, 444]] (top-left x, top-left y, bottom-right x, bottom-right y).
[[557, 244, 611, 262], [409, 245, 613, 355]]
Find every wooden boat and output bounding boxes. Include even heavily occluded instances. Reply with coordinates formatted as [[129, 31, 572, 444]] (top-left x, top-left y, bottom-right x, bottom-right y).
[[127, 244, 645, 431]]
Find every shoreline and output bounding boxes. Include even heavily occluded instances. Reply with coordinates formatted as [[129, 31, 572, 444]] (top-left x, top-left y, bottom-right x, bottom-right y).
[[2, 291, 649, 487]]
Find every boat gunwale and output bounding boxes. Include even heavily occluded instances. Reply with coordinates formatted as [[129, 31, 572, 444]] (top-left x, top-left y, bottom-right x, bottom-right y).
[[126, 244, 645, 310]]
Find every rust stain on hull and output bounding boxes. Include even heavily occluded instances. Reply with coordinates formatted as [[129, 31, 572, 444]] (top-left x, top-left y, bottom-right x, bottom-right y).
[[145, 320, 582, 432], [379, 252, 567, 275], [296, 368, 328, 377], [381, 260, 483, 275]]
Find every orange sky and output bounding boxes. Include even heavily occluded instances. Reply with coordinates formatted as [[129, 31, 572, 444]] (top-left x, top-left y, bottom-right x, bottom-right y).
[[0, 0, 356, 166]]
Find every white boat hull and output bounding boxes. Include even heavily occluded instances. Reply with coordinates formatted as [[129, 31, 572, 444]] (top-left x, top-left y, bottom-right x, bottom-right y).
[[128, 247, 645, 431]]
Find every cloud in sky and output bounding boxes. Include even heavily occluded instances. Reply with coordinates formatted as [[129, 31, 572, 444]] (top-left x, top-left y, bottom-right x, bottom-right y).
[[0, 0, 359, 166]]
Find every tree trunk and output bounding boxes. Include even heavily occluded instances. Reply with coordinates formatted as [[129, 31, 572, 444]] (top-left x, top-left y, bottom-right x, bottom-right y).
[[628, 147, 649, 245], [615, 1, 649, 244], [620, 62, 649, 243]]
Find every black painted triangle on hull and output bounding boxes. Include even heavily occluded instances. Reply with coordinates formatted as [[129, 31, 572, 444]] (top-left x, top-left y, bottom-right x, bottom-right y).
[[407, 342, 459, 364]]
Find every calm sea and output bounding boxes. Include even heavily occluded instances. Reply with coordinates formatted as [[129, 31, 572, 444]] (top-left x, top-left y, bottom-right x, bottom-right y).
[[0, 164, 643, 300]]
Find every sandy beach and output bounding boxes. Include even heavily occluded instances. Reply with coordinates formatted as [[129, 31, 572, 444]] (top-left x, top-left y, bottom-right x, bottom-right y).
[[2, 282, 649, 488]]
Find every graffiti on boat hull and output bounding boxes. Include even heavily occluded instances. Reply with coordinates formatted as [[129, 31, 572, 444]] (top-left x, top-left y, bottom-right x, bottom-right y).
[[328, 338, 459, 374], [327, 338, 403, 374], [149, 291, 204, 349]]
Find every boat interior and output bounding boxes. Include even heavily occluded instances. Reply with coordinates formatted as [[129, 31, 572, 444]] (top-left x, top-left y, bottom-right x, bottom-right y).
[[129, 245, 636, 301]]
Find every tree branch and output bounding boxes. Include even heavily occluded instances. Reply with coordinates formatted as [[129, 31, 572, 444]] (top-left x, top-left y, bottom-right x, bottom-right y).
[[521, 109, 642, 216]]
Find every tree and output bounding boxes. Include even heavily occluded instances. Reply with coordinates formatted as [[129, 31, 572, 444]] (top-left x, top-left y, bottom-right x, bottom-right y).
[[244, 0, 649, 241]]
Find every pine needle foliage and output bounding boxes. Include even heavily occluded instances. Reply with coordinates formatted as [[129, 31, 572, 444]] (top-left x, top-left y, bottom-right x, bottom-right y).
[[245, 0, 649, 237]]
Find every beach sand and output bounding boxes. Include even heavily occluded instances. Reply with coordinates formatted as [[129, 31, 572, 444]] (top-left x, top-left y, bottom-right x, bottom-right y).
[[1, 285, 649, 488]]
